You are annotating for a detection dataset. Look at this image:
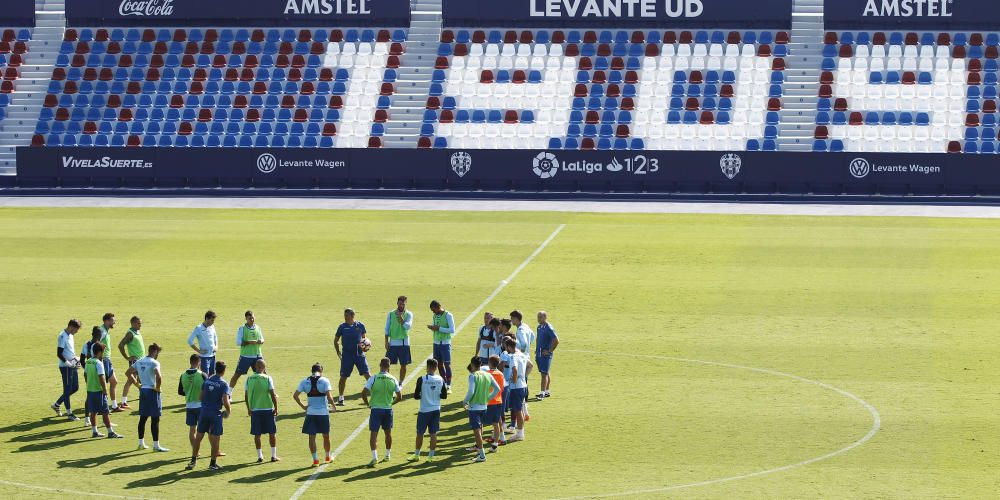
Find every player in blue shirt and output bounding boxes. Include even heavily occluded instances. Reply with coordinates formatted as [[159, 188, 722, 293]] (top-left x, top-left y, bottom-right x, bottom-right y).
[[334, 308, 371, 406], [187, 361, 232, 471], [535, 311, 559, 399], [407, 358, 447, 462]]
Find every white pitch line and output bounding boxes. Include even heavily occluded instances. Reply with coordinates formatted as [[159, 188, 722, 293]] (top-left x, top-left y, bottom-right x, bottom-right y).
[[288, 223, 565, 500], [548, 349, 882, 500], [0, 479, 156, 499]]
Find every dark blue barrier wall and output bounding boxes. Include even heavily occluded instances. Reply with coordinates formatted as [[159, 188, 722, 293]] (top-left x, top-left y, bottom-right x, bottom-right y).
[[443, 0, 792, 28], [66, 0, 410, 27], [15, 148, 998, 197], [2, 0, 36, 26], [826, 0, 999, 30]]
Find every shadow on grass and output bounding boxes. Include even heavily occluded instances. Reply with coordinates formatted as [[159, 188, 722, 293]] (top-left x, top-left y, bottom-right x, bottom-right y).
[[0, 417, 66, 434], [106, 457, 190, 474], [125, 460, 240, 488], [9, 425, 88, 443], [229, 464, 306, 483], [56, 449, 145, 468]]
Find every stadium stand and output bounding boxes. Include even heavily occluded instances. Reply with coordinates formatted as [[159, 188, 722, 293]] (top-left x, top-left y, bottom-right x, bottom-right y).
[[33, 27, 406, 148], [0, 28, 32, 125], [423, 29, 789, 151], [814, 30, 989, 153]]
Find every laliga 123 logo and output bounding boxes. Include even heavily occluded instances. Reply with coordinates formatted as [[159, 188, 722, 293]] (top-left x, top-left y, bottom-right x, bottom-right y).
[[720, 153, 742, 179], [849, 158, 870, 178], [533, 152, 559, 179], [450, 152, 472, 177], [257, 153, 277, 174]]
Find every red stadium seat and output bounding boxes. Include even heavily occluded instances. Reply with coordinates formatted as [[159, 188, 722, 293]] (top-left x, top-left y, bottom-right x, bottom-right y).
[[328, 96, 343, 109], [947, 141, 961, 153], [699, 112, 714, 124], [565, 44, 579, 57], [368, 137, 383, 148], [685, 98, 700, 110], [520, 30, 533, 44], [504, 110, 519, 123], [31, 134, 45, 147], [767, 98, 781, 111], [127, 135, 141, 147], [417, 137, 431, 149], [591, 70, 606, 84], [323, 124, 337, 136], [679, 31, 693, 44], [814, 126, 829, 139], [551, 31, 565, 43], [440, 30, 454, 43], [246, 109, 260, 122], [615, 125, 630, 137]]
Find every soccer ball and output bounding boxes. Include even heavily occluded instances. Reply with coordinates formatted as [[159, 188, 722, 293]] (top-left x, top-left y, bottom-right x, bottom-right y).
[[358, 338, 372, 352]]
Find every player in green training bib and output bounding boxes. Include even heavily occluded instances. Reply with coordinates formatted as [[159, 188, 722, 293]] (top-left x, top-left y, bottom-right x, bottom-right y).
[[362, 357, 402, 467], [231, 310, 265, 390], [463, 357, 501, 463], [84, 343, 123, 439], [178, 353, 208, 448], [116, 315, 145, 409], [245, 359, 279, 463]]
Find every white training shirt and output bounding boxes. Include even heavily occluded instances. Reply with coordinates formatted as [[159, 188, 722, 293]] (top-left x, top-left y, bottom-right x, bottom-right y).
[[510, 351, 529, 390], [57, 330, 76, 368], [187, 323, 218, 355], [133, 356, 160, 389], [515, 324, 535, 354]]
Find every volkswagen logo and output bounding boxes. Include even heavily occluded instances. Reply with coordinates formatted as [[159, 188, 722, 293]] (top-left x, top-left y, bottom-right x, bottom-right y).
[[257, 153, 277, 174], [849, 158, 870, 179]]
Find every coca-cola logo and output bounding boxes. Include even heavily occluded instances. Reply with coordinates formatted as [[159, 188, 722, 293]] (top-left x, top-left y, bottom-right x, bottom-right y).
[[119, 0, 175, 16]]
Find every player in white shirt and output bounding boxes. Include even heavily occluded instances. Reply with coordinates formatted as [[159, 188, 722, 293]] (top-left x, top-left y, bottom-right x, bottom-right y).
[[188, 310, 219, 376], [126, 344, 168, 451], [510, 310, 535, 419], [52, 319, 82, 421], [408, 359, 448, 462], [502, 338, 532, 442]]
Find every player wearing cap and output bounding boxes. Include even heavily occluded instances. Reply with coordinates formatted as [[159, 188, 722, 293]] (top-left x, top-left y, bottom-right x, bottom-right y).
[[178, 354, 207, 449], [188, 311, 218, 376], [187, 361, 231, 471], [463, 357, 501, 462], [126, 343, 168, 452], [83, 343, 123, 439], [535, 311, 559, 399], [426, 300, 457, 390], [230, 310, 264, 390], [293, 362, 337, 467], [384, 296, 413, 384], [362, 357, 402, 467], [408, 358, 447, 463], [116, 316, 145, 409], [334, 308, 371, 406], [52, 319, 82, 421], [245, 359, 279, 463]]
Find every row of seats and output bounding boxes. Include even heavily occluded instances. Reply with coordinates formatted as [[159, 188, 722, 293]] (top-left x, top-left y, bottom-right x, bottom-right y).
[[826, 32, 1000, 46], [441, 30, 789, 45], [46, 79, 395, 97], [52, 67, 393, 84], [64, 28, 406, 44], [440, 43, 786, 59], [32, 134, 385, 148]]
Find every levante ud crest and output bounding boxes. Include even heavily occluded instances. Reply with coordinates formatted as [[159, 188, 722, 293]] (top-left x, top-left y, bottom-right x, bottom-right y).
[[451, 152, 472, 177]]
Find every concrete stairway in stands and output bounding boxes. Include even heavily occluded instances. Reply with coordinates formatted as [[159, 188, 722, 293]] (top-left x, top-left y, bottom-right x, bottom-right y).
[[381, 0, 441, 148], [0, 0, 63, 175], [778, 0, 823, 151]]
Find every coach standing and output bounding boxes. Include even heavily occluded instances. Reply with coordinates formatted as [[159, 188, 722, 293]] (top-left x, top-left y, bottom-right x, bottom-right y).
[[52, 319, 82, 421], [188, 311, 218, 376]]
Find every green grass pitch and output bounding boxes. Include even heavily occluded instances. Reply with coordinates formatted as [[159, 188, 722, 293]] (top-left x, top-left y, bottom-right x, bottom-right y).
[[0, 206, 997, 499]]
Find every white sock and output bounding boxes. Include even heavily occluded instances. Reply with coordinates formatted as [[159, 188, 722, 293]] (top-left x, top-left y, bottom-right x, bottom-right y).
[[153, 441, 160, 448], [428, 449, 435, 457], [138, 438, 146, 447], [371, 450, 378, 460], [271, 447, 277, 458], [385, 449, 391, 458], [92, 425, 98, 432], [257, 449, 264, 459], [110, 401, 118, 409]]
